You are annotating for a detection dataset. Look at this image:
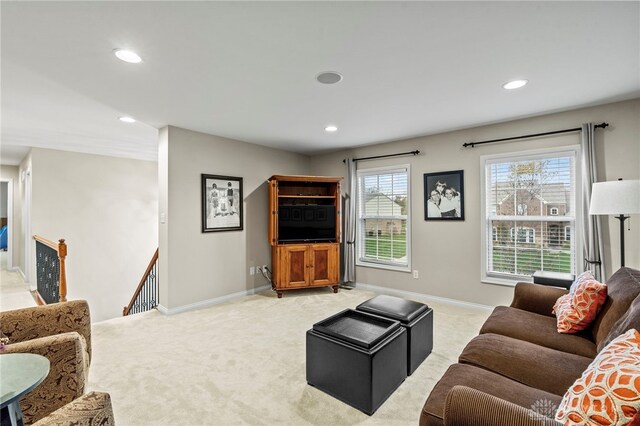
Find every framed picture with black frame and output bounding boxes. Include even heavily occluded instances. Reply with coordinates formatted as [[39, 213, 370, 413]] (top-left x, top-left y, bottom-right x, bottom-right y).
[[201, 174, 243, 232], [424, 170, 464, 221]]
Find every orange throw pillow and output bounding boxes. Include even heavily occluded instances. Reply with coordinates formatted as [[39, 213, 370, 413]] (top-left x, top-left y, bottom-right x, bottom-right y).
[[553, 272, 607, 334], [556, 328, 640, 425]]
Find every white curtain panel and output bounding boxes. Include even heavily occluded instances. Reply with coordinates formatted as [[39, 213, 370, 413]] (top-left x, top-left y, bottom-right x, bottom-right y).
[[343, 159, 357, 284], [581, 123, 605, 281]]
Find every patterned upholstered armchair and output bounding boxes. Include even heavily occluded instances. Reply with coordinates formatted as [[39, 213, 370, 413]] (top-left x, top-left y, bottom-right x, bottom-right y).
[[32, 392, 114, 426], [0, 300, 92, 424]]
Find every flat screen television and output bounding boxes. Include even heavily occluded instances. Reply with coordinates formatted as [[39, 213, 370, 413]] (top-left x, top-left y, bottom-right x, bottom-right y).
[[278, 205, 336, 243]]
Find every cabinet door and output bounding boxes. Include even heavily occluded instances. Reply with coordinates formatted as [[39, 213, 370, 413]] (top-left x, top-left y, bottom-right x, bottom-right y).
[[268, 180, 278, 246], [309, 244, 339, 286], [280, 245, 309, 288], [335, 182, 342, 243]]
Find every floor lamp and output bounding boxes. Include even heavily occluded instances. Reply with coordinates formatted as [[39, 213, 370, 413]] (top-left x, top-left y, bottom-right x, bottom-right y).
[[589, 179, 640, 267]]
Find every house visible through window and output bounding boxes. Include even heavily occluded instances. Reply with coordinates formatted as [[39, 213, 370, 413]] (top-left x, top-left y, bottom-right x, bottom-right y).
[[357, 166, 410, 271], [510, 227, 535, 243], [517, 204, 528, 216], [482, 147, 578, 281]]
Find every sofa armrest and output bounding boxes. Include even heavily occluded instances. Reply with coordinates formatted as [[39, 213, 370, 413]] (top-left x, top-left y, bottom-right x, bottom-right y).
[[444, 386, 562, 426], [510, 283, 568, 317], [0, 300, 91, 362], [32, 392, 114, 426], [4, 332, 88, 424]]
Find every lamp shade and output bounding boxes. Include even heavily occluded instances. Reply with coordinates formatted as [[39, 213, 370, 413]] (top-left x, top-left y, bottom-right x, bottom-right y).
[[589, 180, 640, 215]]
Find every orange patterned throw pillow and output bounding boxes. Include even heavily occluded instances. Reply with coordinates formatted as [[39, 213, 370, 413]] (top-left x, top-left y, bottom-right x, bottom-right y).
[[553, 272, 607, 334], [556, 328, 640, 425]]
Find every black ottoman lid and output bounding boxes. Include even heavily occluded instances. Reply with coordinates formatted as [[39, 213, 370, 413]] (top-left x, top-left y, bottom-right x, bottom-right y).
[[356, 295, 429, 324], [312, 309, 401, 349]]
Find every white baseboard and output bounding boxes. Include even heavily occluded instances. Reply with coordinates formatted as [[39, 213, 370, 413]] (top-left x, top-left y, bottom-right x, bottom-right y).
[[9, 266, 26, 281], [354, 282, 493, 312], [157, 285, 271, 316]]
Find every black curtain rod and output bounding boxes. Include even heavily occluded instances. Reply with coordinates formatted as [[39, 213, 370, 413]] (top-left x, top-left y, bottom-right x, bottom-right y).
[[342, 150, 420, 163], [462, 122, 609, 148]]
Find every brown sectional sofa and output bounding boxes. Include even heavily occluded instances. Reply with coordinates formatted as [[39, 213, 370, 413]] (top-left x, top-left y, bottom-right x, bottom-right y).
[[421, 267, 640, 425]]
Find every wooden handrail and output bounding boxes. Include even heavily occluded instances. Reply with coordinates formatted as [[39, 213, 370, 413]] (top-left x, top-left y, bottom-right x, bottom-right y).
[[31, 290, 46, 306], [32, 235, 68, 303], [123, 248, 159, 316], [33, 235, 59, 250]]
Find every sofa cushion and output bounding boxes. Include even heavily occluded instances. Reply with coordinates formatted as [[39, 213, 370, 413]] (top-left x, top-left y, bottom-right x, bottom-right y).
[[421, 363, 562, 426], [591, 267, 640, 350], [600, 295, 640, 352], [510, 283, 569, 317], [555, 329, 640, 425], [444, 386, 564, 426], [553, 273, 607, 334], [459, 333, 593, 396], [480, 306, 597, 358]]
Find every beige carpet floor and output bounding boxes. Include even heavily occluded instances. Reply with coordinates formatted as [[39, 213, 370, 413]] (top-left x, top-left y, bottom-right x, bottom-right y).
[[87, 287, 490, 425], [0, 251, 36, 311]]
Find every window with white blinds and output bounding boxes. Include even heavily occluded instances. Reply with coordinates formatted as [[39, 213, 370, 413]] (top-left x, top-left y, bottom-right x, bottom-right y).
[[482, 148, 579, 281], [357, 166, 410, 271]]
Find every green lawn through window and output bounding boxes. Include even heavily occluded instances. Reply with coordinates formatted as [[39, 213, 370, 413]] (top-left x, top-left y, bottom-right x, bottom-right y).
[[492, 247, 571, 275], [364, 234, 407, 260]]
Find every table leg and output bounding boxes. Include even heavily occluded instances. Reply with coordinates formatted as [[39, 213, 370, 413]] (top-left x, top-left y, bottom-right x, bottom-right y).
[[6, 401, 24, 426]]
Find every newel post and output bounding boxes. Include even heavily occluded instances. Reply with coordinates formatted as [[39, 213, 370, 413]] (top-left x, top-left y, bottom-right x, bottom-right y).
[[58, 239, 67, 302]]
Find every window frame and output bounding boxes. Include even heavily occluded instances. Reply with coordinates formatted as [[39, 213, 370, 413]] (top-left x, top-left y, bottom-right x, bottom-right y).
[[480, 145, 582, 286], [356, 164, 411, 272]]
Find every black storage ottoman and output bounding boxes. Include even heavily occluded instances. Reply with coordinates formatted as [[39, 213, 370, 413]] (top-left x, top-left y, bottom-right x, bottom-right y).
[[356, 295, 433, 375], [306, 309, 407, 415], [532, 270, 575, 290]]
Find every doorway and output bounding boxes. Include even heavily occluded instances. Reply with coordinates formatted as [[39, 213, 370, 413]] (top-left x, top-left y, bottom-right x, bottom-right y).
[[0, 178, 13, 270]]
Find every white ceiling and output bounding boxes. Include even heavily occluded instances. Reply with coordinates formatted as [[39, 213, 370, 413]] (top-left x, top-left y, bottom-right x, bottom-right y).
[[2, 1, 639, 166]]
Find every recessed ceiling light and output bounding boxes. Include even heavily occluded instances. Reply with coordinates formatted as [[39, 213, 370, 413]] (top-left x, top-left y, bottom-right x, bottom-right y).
[[119, 116, 136, 123], [316, 72, 343, 85], [114, 49, 142, 64], [325, 125, 338, 132], [503, 79, 528, 90]]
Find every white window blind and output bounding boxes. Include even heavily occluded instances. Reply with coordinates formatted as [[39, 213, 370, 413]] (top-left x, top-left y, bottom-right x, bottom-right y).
[[357, 166, 410, 270], [483, 149, 578, 280]]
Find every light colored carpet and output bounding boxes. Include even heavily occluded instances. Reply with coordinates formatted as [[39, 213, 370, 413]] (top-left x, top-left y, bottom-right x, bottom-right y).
[[0, 251, 36, 311], [87, 287, 490, 425]]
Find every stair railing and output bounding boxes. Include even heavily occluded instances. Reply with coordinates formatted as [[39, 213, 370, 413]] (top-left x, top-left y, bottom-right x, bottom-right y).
[[32, 235, 67, 304], [123, 248, 159, 316]]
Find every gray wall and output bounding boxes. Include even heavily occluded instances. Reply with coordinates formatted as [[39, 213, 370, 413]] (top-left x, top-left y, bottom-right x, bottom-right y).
[[158, 126, 310, 311], [309, 98, 640, 307], [28, 148, 158, 321]]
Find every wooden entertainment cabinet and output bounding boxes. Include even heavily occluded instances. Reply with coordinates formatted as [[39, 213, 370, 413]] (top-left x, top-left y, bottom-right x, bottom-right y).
[[268, 175, 342, 298]]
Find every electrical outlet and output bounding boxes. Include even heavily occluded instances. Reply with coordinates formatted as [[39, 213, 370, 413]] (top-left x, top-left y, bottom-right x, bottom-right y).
[[249, 266, 255, 276], [413, 270, 419, 279]]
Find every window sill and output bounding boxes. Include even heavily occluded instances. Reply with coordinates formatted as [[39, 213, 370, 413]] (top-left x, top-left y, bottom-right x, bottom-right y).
[[481, 275, 533, 288], [357, 261, 411, 273]]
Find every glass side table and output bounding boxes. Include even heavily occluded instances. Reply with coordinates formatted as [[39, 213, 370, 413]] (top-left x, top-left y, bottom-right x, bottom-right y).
[[0, 353, 50, 426]]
